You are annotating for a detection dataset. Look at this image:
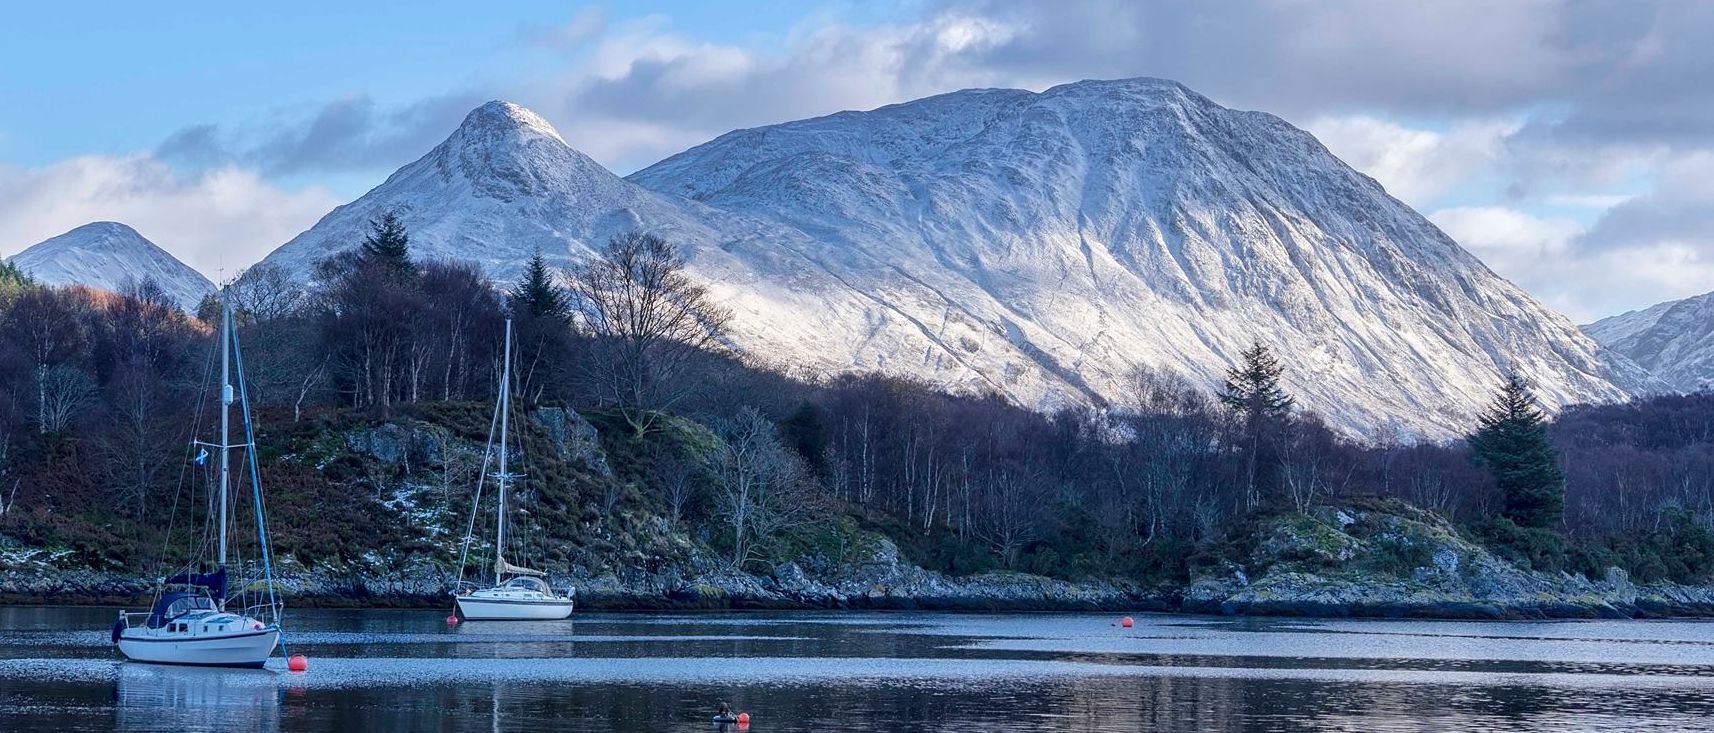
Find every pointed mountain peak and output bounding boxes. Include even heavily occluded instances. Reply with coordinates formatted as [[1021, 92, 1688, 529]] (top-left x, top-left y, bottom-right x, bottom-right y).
[[455, 100, 566, 145], [408, 100, 616, 201]]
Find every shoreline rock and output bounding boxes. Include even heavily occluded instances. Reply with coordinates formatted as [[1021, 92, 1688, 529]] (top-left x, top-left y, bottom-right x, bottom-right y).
[[12, 496, 1714, 619]]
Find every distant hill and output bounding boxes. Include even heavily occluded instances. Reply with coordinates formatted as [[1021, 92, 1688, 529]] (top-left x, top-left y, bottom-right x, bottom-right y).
[[9, 222, 214, 310], [1585, 290, 1714, 393]]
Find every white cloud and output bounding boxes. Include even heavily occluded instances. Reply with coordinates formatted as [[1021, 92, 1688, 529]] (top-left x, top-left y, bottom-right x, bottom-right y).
[[0, 155, 340, 278], [1544, 193, 1636, 208], [520, 6, 608, 50], [1306, 116, 1519, 207], [1432, 205, 1714, 322], [1432, 205, 1581, 272], [521, 11, 1040, 171]]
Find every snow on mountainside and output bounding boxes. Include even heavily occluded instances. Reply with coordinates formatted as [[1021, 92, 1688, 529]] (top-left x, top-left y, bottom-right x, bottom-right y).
[[1584, 290, 1714, 393], [258, 82, 1655, 439], [8, 222, 214, 310], [631, 78, 1656, 435]]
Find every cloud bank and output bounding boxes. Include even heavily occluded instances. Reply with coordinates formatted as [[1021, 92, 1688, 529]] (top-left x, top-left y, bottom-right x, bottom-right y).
[[0, 155, 338, 278]]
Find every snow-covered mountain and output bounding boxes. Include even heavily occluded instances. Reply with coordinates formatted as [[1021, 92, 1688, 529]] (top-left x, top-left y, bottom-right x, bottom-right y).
[[8, 222, 214, 310], [1584, 291, 1714, 393], [258, 81, 1656, 438]]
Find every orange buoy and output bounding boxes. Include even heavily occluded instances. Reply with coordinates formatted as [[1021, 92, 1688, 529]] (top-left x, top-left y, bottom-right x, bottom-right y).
[[446, 615, 460, 626], [736, 712, 750, 727], [288, 654, 309, 672], [1120, 616, 1134, 628]]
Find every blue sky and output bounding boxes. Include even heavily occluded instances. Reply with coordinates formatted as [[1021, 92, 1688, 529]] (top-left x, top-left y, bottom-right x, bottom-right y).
[[0, 1, 841, 177], [1, 1, 1711, 321]]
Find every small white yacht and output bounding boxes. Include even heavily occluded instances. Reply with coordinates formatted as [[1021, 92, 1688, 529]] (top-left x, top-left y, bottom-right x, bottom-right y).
[[455, 576, 575, 620], [112, 293, 284, 667], [452, 319, 575, 621]]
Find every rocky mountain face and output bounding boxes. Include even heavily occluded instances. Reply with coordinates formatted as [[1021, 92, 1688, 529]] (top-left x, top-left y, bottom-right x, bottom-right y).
[[1584, 290, 1714, 393], [8, 222, 214, 310], [256, 80, 1655, 439]]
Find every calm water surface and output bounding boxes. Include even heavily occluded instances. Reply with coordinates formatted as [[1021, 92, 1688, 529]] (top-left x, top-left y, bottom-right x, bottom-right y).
[[3, 606, 1714, 731]]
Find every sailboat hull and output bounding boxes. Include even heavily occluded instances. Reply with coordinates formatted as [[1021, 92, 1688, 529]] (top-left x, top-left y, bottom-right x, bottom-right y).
[[118, 626, 280, 668], [455, 593, 574, 620]]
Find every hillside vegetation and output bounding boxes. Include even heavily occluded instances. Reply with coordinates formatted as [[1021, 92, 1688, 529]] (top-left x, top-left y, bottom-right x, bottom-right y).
[[0, 233, 1712, 615]]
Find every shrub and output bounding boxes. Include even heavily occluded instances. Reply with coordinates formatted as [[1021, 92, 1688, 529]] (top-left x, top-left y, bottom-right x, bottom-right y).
[[1470, 516, 1567, 573]]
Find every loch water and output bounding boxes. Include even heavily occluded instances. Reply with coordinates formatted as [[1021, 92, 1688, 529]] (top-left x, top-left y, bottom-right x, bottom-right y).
[[3, 607, 1714, 731]]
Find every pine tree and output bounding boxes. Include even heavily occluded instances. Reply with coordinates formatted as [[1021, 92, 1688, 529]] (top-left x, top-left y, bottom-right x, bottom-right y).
[[1219, 342, 1295, 417], [508, 251, 568, 320], [359, 211, 413, 275], [1219, 341, 1295, 507], [1468, 372, 1564, 529], [507, 251, 572, 405]]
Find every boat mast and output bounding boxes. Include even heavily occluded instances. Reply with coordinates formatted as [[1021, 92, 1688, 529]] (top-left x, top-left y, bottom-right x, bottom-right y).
[[495, 319, 513, 587], [218, 289, 232, 570]]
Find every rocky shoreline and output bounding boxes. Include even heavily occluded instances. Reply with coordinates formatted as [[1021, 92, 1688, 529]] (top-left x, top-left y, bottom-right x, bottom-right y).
[[11, 484, 1714, 619], [10, 522, 1714, 618], [0, 537, 1173, 613]]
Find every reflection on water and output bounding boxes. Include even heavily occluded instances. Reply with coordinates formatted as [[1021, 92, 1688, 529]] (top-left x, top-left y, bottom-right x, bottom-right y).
[[115, 666, 281, 732], [4, 608, 1714, 731]]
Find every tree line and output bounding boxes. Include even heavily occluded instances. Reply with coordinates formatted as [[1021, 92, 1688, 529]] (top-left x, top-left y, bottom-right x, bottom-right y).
[[1, 217, 1711, 584]]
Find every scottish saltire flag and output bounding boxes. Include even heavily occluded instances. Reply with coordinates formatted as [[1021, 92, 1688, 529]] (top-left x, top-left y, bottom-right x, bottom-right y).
[[194, 448, 209, 466]]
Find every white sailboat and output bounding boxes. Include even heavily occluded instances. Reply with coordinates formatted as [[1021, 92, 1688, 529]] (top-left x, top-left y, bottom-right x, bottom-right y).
[[452, 319, 575, 621], [112, 294, 284, 667]]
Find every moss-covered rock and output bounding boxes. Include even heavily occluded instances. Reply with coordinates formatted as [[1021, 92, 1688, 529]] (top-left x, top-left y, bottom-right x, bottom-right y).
[[1185, 498, 1714, 619]]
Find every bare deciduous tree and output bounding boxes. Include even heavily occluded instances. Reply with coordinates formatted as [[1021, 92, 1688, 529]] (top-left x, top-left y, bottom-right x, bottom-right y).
[[38, 365, 95, 433], [979, 468, 1047, 569], [567, 233, 731, 437], [707, 407, 814, 569], [231, 263, 309, 323], [648, 448, 698, 525]]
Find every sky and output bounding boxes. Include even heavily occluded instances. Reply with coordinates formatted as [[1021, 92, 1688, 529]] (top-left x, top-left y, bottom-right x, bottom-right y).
[[1, 0, 1711, 322]]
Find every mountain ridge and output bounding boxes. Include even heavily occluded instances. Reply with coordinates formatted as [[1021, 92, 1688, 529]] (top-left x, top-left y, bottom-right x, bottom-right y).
[[256, 80, 1658, 438], [1584, 290, 1714, 393]]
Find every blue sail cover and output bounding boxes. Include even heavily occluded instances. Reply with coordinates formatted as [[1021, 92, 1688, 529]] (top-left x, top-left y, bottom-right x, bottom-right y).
[[163, 566, 227, 598], [143, 591, 214, 628]]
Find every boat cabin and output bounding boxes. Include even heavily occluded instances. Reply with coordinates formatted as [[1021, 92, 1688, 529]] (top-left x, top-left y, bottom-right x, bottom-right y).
[[146, 592, 218, 628], [501, 576, 550, 593]]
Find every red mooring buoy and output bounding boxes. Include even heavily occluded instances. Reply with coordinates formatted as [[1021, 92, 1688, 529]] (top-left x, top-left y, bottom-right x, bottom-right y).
[[446, 615, 460, 626], [737, 712, 751, 727], [1120, 616, 1135, 628], [288, 655, 309, 673]]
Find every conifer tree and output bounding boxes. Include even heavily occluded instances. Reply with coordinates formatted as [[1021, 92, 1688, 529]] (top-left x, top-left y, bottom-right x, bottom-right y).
[[1219, 341, 1295, 507], [1468, 372, 1564, 529], [1219, 342, 1295, 417], [359, 211, 413, 275], [509, 251, 569, 320], [507, 251, 571, 404]]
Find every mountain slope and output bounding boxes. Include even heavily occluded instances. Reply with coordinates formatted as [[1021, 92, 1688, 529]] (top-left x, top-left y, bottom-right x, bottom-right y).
[[259, 84, 1653, 438], [630, 78, 1654, 435], [254, 102, 952, 397], [8, 222, 214, 310], [1584, 291, 1714, 392]]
